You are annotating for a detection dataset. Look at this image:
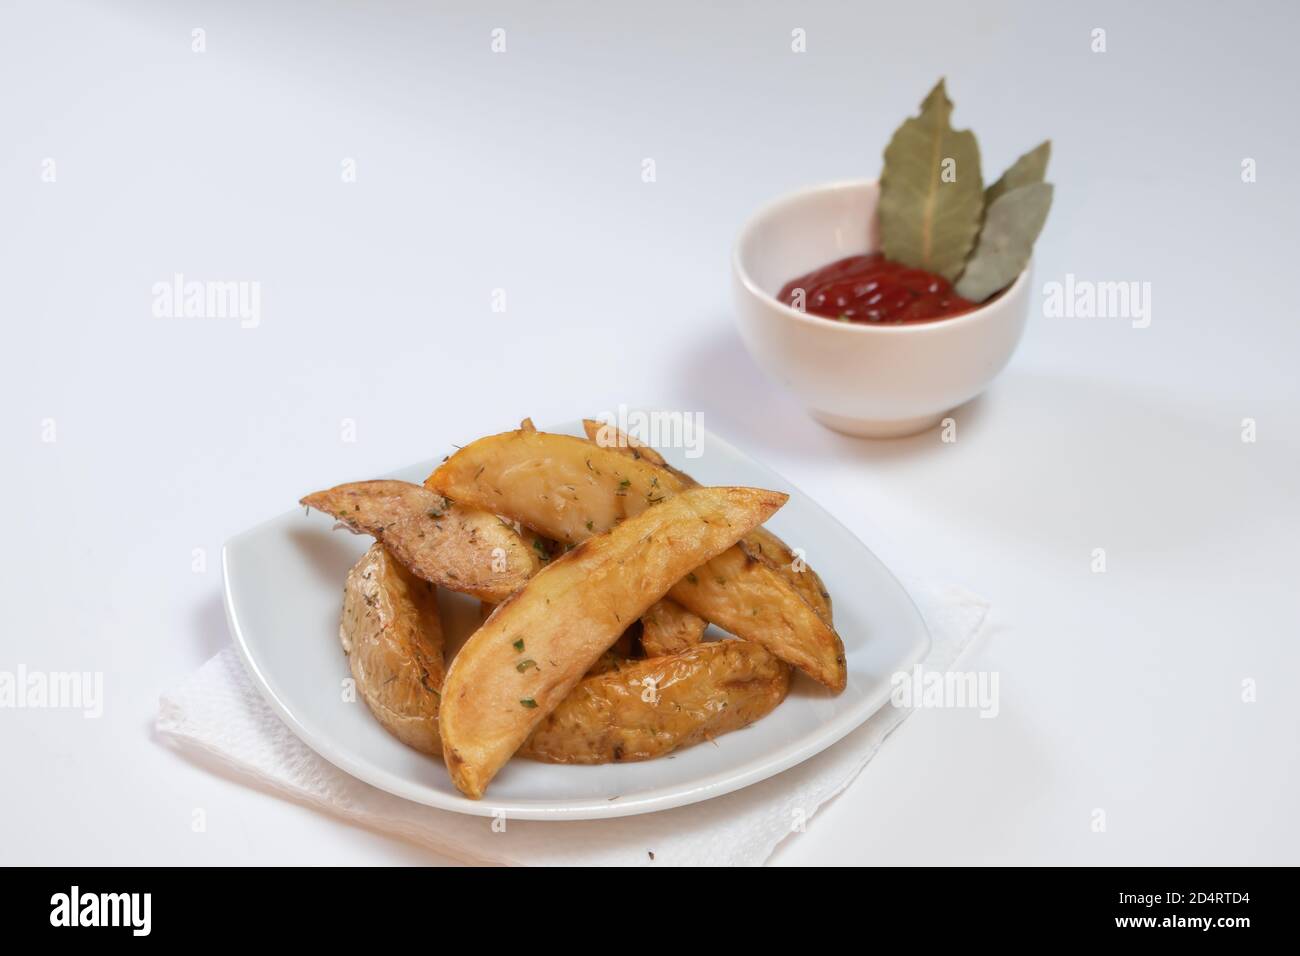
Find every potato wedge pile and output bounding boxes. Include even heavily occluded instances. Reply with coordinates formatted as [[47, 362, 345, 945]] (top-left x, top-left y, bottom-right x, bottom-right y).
[[301, 419, 847, 799]]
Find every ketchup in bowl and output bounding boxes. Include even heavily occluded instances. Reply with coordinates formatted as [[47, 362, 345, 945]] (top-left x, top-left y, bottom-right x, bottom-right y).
[[776, 253, 978, 325]]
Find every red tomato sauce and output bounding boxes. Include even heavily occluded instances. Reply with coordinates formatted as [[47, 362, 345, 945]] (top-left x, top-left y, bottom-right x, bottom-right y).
[[776, 253, 978, 324]]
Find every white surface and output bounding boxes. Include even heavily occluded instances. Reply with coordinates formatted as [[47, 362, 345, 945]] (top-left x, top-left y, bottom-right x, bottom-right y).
[[159, 583, 982, 865], [732, 179, 1032, 436], [225, 424, 930, 819], [2, 0, 1297, 865]]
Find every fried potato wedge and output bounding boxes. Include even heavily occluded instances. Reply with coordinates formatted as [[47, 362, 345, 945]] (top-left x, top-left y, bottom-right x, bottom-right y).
[[300, 480, 537, 602], [742, 526, 833, 623], [427, 431, 664, 542], [520, 416, 697, 641], [482, 600, 637, 673], [427, 430, 846, 691], [340, 544, 445, 756], [639, 598, 707, 656], [583, 418, 674, 470], [582, 418, 833, 623], [438, 485, 787, 798], [519, 641, 790, 764]]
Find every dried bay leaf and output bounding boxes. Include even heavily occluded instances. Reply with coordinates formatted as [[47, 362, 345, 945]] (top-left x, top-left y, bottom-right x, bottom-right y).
[[985, 140, 1051, 207], [879, 79, 984, 282], [954, 181, 1053, 302]]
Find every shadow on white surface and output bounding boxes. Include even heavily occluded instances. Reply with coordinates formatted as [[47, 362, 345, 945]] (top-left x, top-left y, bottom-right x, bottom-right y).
[[678, 327, 1280, 558]]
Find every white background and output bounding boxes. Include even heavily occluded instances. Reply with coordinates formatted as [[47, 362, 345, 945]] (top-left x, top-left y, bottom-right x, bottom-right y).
[[3, 0, 1297, 865]]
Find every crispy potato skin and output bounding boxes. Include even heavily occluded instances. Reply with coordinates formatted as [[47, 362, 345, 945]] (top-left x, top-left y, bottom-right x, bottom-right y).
[[427, 431, 846, 692], [741, 526, 834, 625], [519, 641, 790, 764], [582, 419, 833, 624], [340, 544, 445, 756], [301, 480, 537, 602], [438, 485, 787, 799], [640, 598, 707, 656], [668, 544, 842, 684]]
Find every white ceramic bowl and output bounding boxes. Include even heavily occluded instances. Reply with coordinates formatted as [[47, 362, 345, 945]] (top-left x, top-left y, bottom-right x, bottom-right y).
[[732, 179, 1032, 438]]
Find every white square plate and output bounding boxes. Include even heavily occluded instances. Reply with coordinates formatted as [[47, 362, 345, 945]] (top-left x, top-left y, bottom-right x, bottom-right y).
[[224, 421, 930, 819]]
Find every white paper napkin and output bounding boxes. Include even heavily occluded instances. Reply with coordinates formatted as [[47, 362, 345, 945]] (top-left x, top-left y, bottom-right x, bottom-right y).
[[157, 581, 989, 866]]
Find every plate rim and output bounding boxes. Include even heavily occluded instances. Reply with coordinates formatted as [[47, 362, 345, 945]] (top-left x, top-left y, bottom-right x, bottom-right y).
[[223, 422, 931, 820]]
